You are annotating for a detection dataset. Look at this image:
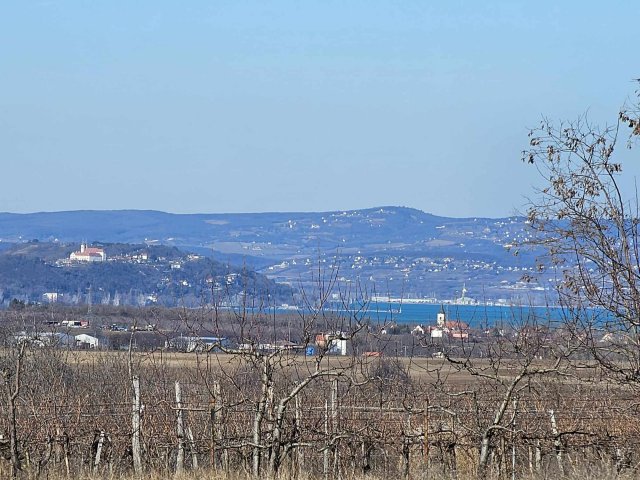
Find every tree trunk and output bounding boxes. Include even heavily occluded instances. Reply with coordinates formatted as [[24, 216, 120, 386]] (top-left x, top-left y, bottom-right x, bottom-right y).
[[478, 435, 492, 479], [252, 362, 270, 478], [331, 379, 339, 479], [324, 400, 329, 480], [7, 389, 20, 479]]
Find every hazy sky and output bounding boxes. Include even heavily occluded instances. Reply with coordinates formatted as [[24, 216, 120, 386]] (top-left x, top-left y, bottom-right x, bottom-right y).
[[1, 1, 639, 217]]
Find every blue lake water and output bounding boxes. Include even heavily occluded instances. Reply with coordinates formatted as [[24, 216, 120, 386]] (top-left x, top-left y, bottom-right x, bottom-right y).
[[356, 302, 571, 328]]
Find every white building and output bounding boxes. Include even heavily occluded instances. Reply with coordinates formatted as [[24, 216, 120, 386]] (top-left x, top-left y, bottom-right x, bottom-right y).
[[14, 332, 73, 348], [452, 283, 476, 305], [315, 332, 348, 356], [433, 306, 470, 340], [70, 243, 106, 262], [431, 328, 444, 338], [167, 336, 228, 352], [75, 334, 99, 349], [43, 292, 59, 303]]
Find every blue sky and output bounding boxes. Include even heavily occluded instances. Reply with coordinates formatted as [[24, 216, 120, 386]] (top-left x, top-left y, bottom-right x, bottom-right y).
[[1, 1, 638, 217]]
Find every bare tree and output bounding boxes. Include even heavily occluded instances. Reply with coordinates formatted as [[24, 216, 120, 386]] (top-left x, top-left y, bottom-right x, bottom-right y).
[[426, 312, 571, 479], [522, 82, 640, 385], [1, 341, 27, 479]]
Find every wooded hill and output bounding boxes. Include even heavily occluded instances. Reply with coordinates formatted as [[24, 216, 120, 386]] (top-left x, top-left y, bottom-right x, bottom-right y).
[[0, 207, 545, 302], [0, 241, 293, 307]]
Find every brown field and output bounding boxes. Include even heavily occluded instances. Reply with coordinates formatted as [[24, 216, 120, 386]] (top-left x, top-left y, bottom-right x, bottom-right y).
[[0, 344, 633, 479]]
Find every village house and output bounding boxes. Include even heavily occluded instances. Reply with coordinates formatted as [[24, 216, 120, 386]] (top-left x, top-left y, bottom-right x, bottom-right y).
[[315, 332, 348, 355]]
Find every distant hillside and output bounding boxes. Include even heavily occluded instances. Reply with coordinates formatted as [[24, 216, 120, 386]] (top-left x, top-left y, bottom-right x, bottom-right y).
[[0, 207, 548, 303], [0, 207, 499, 246], [0, 241, 292, 308]]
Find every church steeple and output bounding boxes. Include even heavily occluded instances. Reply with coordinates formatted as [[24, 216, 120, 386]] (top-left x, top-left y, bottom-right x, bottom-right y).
[[437, 305, 446, 327]]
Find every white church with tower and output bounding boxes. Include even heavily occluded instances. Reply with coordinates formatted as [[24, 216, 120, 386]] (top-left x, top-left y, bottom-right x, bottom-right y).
[[70, 243, 106, 262], [431, 305, 470, 339]]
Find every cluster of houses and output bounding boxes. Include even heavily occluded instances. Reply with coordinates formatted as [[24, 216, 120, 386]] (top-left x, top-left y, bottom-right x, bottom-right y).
[[19, 301, 470, 354], [63, 243, 153, 265], [14, 331, 100, 349], [165, 332, 348, 356], [411, 306, 470, 340]]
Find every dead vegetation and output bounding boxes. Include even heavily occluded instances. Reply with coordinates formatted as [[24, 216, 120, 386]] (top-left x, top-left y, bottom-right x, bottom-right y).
[[0, 308, 638, 480]]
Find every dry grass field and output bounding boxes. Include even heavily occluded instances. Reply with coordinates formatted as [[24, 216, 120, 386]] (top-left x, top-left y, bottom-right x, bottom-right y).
[[66, 349, 565, 382]]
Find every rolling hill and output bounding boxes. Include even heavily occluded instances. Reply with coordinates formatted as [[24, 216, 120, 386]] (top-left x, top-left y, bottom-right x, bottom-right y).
[[0, 207, 547, 304]]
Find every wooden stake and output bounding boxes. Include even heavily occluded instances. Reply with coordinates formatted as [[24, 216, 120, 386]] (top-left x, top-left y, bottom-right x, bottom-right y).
[[187, 427, 198, 470], [209, 395, 216, 470], [131, 376, 142, 475], [424, 400, 429, 478], [175, 381, 185, 474], [94, 430, 105, 473], [331, 379, 339, 479], [549, 409, 564, 476]]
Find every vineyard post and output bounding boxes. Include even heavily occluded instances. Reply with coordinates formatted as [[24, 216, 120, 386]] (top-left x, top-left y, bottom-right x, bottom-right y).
[[549, 409, 563, 476], [511, 399, 516, 480], [402, 419, 410, 480], [187, 427, 198, 470], [424, 399, 429, 476], [212, 381, 226, 471], [331, 378, 339, 479], [131, 375, 142, 475], [175, 380, 185, 474], [93, 430, 106, 473], [209, 398, 215, 470]]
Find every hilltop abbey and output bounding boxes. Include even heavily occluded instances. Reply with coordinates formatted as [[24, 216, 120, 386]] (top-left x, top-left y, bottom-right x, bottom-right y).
[[69, 243, 106, 262]]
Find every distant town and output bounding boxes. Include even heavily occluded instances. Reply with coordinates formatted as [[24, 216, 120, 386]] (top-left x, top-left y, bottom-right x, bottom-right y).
[[0, 207, 556, 308]]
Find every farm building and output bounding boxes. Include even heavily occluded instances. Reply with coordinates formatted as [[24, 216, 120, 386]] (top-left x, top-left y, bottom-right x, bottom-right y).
[[75, 334, 99, 349], [14, 332, 74, 348], [167, 336, 229, 352]]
